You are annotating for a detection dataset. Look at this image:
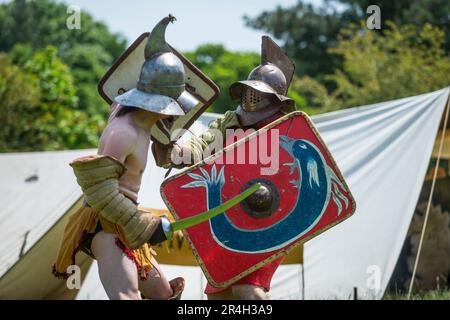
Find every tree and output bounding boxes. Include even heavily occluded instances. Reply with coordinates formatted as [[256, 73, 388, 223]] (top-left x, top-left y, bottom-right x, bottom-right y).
[[288, 76, 333, 115], [0, 54, 41, 151], [326, 22, 450, 109], [337, 0, 450, 44], [244, 0, 450, 82], [0, 0, 126, 119], [0, 46, 104, 152], [245, 2, 348, 82], [23, 46, 104, 150], [184, 44, 261, 114], [0, 0, 126, 58], [59, 44, 113, 118]]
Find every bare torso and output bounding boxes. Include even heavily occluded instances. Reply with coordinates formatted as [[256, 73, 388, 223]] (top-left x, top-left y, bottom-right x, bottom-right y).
[[97, 105, 161, 203], [91, 104, 174, 300]]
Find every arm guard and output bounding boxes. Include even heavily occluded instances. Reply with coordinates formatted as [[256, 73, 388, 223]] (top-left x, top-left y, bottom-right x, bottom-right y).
[[70, 155, 161, 249], [156, 111, 241, 169]]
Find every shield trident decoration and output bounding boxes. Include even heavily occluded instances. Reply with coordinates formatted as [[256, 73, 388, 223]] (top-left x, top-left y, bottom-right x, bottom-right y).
[[160, 111, 356, 288]]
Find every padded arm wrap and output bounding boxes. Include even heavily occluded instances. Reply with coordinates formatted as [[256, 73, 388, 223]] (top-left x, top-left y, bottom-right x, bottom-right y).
[[70, 155, 161, 249], [71, 155, 132, 222]]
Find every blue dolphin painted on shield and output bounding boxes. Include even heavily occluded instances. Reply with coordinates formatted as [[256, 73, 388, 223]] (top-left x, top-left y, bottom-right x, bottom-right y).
[[182, 135, 349, 253]]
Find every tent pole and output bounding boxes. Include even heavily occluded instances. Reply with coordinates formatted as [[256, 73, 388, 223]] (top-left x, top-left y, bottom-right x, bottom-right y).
[[407, 93, 450, 299], [301, 263, 305, 300]]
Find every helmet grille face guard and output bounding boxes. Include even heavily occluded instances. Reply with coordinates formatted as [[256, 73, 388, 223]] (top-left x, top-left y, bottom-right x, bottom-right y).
[[243, 88, 262, 107], [241, 87, 273, 112]]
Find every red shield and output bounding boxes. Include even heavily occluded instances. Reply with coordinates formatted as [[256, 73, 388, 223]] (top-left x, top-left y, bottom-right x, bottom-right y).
[[161, 111, 356, 288]]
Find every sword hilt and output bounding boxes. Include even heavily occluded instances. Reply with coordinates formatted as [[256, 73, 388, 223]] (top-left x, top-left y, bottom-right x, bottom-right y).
[[147, 216, 173, 245]]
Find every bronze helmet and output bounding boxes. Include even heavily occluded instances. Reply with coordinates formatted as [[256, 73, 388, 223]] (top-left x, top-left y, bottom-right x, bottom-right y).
[[229, 36, 295, 117]]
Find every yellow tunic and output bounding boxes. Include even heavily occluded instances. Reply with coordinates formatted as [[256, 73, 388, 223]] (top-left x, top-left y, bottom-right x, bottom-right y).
[[53, 203, 155, 280]]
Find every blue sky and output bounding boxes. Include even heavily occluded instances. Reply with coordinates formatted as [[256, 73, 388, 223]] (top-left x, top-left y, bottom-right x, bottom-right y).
[[55, 0, 311, 51], [46, 0, 323, 52]]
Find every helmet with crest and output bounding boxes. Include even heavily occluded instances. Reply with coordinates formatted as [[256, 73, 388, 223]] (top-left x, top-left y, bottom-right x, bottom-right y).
[[115, 15, 198, 116], [229, 36, 295, 125]]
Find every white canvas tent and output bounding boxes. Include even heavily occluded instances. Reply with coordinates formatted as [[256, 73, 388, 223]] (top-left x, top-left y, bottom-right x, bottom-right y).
[[0, 88, 448, 299]]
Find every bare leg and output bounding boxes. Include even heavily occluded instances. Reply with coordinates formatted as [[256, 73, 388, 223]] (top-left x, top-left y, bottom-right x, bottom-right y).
[[232, 284, 268, 300], [91, 231, 141, 300], [138, 257, 173, 300]]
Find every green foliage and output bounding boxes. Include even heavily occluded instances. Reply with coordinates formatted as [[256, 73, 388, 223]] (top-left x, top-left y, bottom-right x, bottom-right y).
[[384, 289, 450, 300], [24, 46, 78, 110], [328, 22, 450, 108], [0, 46, 104, 152], [23, 46, 105, 150], [2, 0, 447, 153], [338, 0, 450, 49], [0, 0, 126, 151], [0, 0, 126, 58], [245, 2, 347, 81], [0, 0, 125, 122], [0, 54, 41, 151], [246, 1, 450, 110], [8, 43, 34, 66], [289, 76, 333, 114], [184, 44, 260, 114], [244, 0, 450, 81], [59, 44, 113, 117]]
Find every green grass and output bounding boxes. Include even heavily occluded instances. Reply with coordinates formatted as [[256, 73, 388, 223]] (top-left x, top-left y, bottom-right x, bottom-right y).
[[384, 290, 450, 300]]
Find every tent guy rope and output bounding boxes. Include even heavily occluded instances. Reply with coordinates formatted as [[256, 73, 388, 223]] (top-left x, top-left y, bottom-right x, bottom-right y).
[[407, 92, 450, 299]]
